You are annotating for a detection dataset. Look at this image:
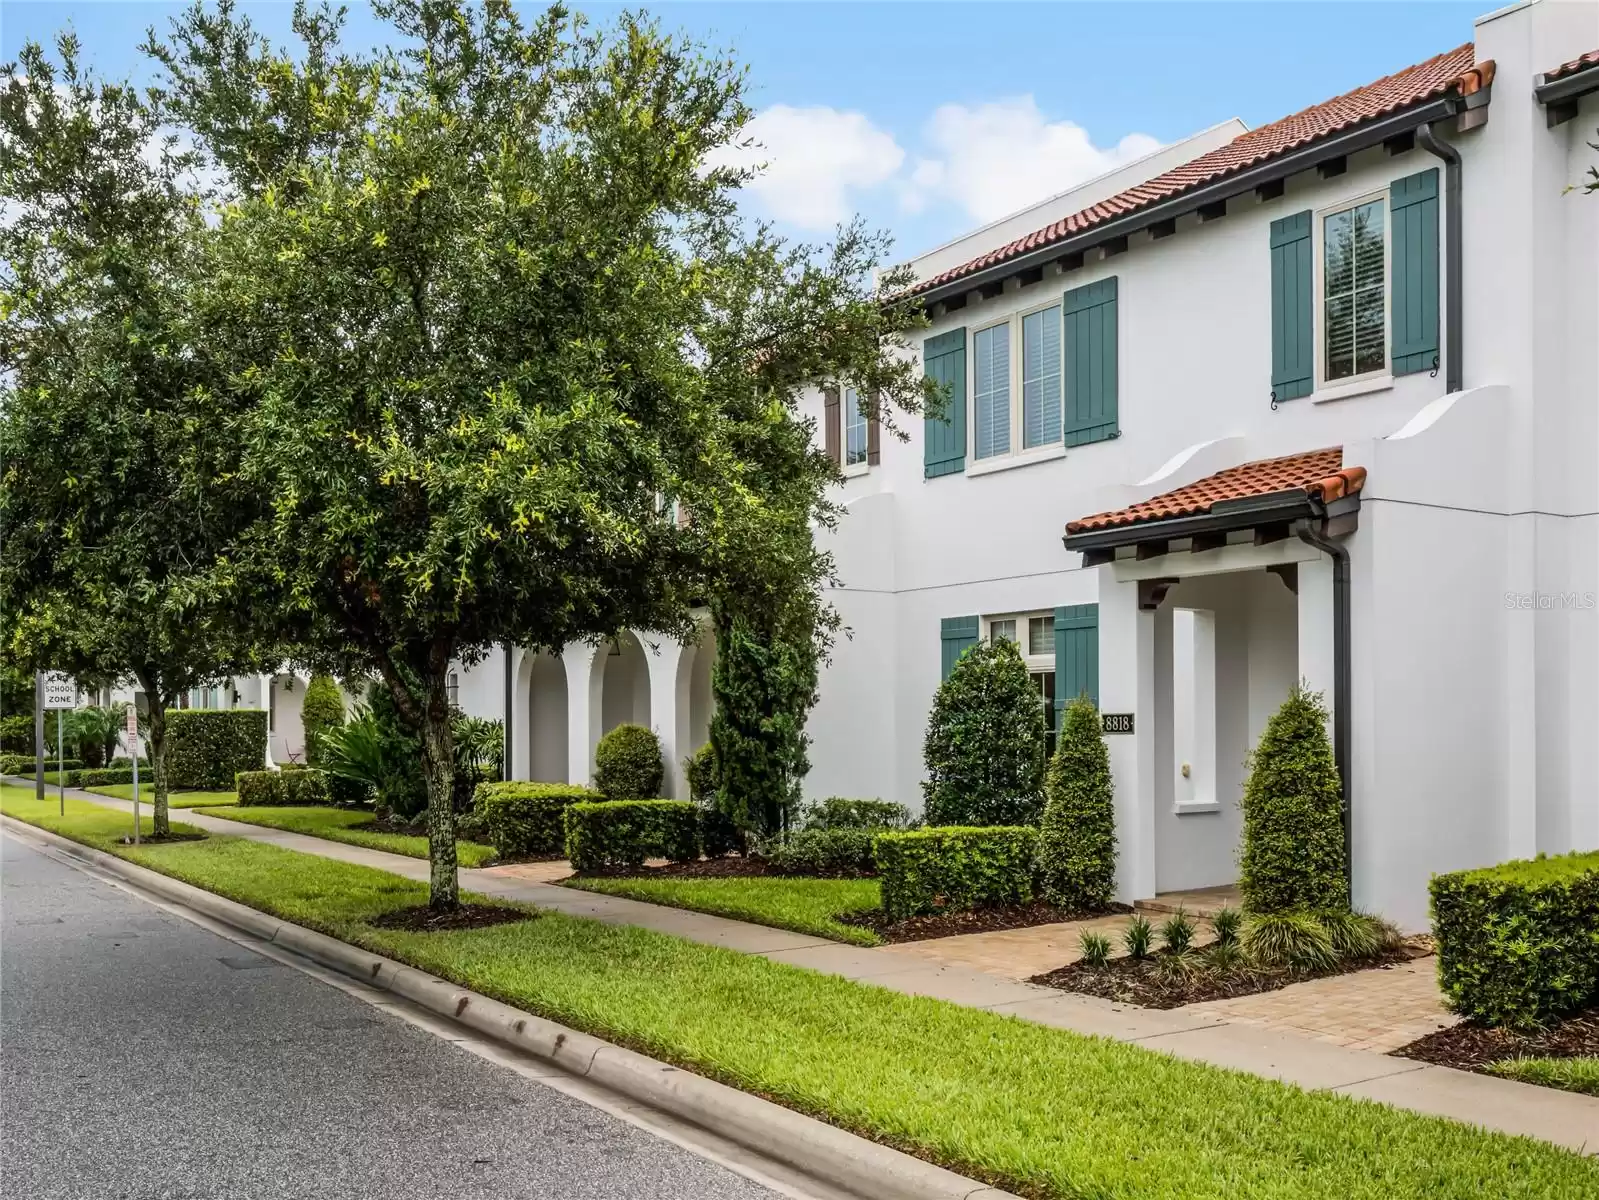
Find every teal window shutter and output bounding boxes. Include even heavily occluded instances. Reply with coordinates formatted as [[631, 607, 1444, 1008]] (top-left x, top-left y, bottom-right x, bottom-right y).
[[940, 615, 979, 680], [1063, 277, 1118, 446], [1270, 211, 1314, 402], [1053, 604, 1099, 727], [923, 329, 967, 478], [1390, 168, 1439, 377]]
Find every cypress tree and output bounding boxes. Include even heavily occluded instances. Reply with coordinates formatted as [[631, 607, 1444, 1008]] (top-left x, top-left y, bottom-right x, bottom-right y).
[[1036, 695, 1116, 908]]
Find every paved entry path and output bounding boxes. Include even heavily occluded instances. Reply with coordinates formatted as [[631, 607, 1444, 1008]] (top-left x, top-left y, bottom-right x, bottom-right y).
[[21, 782, 1599, 1156]]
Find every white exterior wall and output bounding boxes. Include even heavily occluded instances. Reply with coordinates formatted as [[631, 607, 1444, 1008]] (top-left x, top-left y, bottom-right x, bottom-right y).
[[438, 1, 1595, 928], [791, 0, 1597, 928]]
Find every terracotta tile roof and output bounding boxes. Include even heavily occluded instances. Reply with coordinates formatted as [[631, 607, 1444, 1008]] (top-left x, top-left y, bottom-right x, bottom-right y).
[[1543, 48, 1599, 82], [1066, 448, 1367, 534], [910, 45, 1494, 298]]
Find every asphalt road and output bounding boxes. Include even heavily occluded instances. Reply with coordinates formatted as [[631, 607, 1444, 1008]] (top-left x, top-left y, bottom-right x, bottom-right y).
[[0, 833, 782, 1200]]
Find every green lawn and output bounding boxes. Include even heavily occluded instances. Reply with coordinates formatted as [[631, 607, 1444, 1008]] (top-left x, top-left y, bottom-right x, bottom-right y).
[[89, 784, 237, 808], [1486, 1056, 1599, 1097], [1, 785, 202, 840], [196, 805, 498, 868], [2, 791, 1592, 1199], [566, 874, 883, 946]]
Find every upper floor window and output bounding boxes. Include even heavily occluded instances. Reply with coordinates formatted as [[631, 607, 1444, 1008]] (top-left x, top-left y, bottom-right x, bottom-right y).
[[447, 671, 460, 708], [1319, 195, 1387, 385], [844, 387, 869, 467], [974, 302, 1064, 461]]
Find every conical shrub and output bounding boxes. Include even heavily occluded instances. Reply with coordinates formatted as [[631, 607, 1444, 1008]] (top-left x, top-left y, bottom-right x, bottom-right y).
[[921, 637, 1046, 827], [1035, 695, 1116, 908], [1238, 683, 1346, 914]]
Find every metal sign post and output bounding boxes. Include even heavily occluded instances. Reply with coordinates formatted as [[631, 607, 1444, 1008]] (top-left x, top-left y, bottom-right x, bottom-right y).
[[126, 705, 141, 845], [42, 673, 75, 817]]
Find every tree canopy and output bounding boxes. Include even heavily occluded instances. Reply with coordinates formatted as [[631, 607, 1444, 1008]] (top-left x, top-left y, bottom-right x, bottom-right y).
[[0, 35, 265, 834], [141, 0, 931, 906]]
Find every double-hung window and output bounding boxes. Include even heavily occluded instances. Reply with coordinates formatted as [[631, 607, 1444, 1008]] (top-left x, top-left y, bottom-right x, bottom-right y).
[[973, 303, 1063, 461], [986, 612, 1059, 755], [1319, 194, 1388, 386], [844, 387, 869, 467]]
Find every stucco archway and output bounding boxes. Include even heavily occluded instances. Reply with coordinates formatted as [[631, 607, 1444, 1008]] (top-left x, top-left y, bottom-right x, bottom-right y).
[[523, 651, 569, 782], [600, 632, 650, 735]]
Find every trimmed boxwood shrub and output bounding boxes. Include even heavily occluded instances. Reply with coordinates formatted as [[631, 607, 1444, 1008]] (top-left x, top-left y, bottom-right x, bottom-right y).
[[79, 767, 139, 787], [236, 770, 281, 806], [593, 723, 664, 801], [474, 781, 600, 858], [1035, 696, 1116, 909], [1239, 684, 1346, 915], [166, 710, 268, 790], [767, 828, 877, 876], [875, 826, 1038, 921], [565, 800, 699, 871], [1431, 850, 1599, 1029], [922, 638, 1046, 827], [235, 768, 332, 807], [1, 755, 85, 775], [799, 797, 910, 831], [698, 807, 746, 858]]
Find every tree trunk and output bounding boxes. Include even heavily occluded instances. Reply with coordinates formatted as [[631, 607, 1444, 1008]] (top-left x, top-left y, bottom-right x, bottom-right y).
[[418, 668, 459, 910], [147, 699, 170, 838]]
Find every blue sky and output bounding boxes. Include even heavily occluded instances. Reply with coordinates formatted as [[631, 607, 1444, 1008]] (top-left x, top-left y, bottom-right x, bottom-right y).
[[1, 1, 1484, 259]]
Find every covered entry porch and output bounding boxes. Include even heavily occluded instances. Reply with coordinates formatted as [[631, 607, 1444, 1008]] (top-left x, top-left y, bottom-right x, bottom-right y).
[[1064, 448, 1364, 907]]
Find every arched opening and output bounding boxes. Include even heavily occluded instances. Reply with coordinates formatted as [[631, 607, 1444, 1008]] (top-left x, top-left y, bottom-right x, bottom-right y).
[[526, 652, 568, 783], [601, 631, 650, 736]]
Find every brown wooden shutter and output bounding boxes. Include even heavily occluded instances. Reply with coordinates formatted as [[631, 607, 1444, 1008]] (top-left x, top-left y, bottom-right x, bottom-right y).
[[867, 390, 881, 465], [823, 386, 841, 465]]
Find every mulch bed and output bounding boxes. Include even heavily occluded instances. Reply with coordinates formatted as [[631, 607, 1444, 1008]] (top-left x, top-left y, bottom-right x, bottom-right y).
[[1393, 1007, 1599, 1071], [368, 902, 534, 932], [1031, 940, 1429, 1008], [841, 900, 1131, 945]]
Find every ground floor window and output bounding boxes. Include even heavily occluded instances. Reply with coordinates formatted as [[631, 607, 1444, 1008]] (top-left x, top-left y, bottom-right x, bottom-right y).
[[985, 611, 1057, 757]]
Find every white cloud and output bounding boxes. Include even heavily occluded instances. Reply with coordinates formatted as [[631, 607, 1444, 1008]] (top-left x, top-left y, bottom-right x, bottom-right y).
[[709, 104, 905, 231], [905, 97, 1161, 225]]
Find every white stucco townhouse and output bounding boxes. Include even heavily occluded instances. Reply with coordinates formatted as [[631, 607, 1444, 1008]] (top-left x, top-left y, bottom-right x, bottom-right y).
[[181, 0, 1594, 933]]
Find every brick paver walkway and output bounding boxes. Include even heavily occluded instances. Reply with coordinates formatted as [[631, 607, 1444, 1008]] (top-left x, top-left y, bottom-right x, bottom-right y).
[[1183, 955, 1457, 1051]]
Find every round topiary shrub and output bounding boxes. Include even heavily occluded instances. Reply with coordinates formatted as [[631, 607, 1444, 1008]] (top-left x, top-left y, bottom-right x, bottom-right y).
[[300, 674, 345, 766], [594, 723, 664, 801], [1035, 695, 1116, 909], [921, 637, 1045, 827], [1239, 683, 1347, 915]]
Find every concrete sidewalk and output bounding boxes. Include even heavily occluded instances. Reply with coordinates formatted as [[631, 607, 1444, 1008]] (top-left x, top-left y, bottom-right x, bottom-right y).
[[32, 782, 1599, 1154]]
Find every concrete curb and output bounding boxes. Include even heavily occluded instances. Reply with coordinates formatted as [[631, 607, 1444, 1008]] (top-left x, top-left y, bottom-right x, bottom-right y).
[[1, 815, 1017, 1200]]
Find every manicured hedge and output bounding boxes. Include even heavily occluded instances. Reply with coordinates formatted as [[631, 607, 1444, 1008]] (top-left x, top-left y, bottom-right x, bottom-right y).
[[799, 797, 910, 831], [80, 767, 139, 787], [876, 826, 1038, 921], [593, 723, 664, 801], [2, 755, 86, 776], [166, 710, 267, 789], [1431, 850, 1599, 1028], [474, 781, 600, 858], [767, 828, 878, 876], [236, 768, 332, 808], [565, 800, 699, 872]]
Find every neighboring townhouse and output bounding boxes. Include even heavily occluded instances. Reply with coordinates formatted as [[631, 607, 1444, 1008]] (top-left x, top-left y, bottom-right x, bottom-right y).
[[172, 0, 1590, 932], [794, 0, 1598, 929]]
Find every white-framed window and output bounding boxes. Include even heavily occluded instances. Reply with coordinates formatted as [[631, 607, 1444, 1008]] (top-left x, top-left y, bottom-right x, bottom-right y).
[[972, 302, 1063, 461], [447, 671, 460, 708], [844, 386, 869, 467], [985, 611, 1058, 754], [1317, 192, 1389, 387]]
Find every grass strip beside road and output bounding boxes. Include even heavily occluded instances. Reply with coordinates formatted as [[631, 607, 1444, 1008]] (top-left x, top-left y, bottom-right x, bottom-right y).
[[1, 786, 203, 840], [1485, 1056, 1599, 1097], [566, 874, 883, 946], [90, 784, 237, 808], [2, 788, 1594, 1200], [195, 805, 498, 868]]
